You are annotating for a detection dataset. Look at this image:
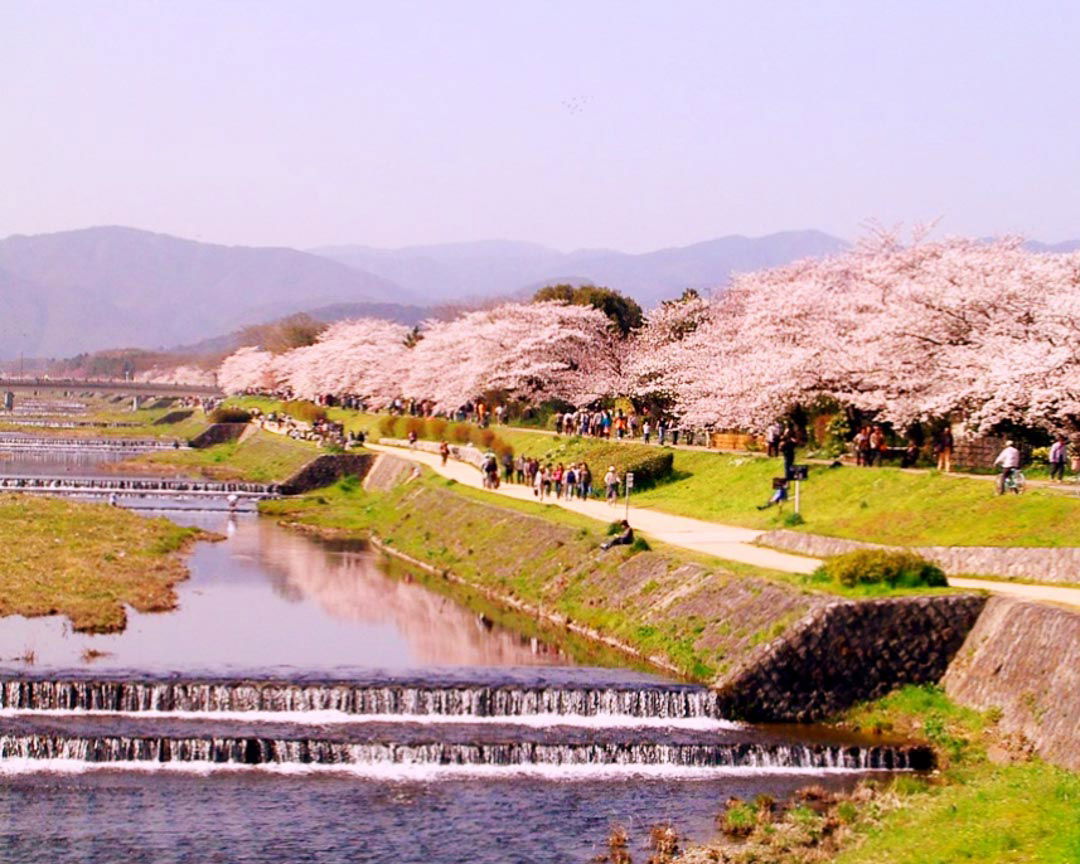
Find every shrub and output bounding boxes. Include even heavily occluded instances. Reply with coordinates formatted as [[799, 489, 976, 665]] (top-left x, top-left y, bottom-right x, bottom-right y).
[[377, 415, 399, 437], [209, 406, 252, 424], [404, 416, 425, 438], [449, 422, 472, 444], [474, 428, 496, 448], [283, 400, 327, 424], [427, 417, 448, 439], [572, 442, 674, 489], [815, 549, 948, 589], [630, 536, 651, 552]]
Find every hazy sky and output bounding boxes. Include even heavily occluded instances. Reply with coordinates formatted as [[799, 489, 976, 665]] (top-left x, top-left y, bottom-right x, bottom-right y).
[[3, 1, 1079, 251]]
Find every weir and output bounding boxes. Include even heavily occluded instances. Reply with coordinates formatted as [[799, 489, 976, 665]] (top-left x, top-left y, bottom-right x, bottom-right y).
[[0, 676, 724, 720], [0, 476, 275, 496], [0, 733, 928, 771], [0, 435, 186, 452], [0, 674, 932, 773]]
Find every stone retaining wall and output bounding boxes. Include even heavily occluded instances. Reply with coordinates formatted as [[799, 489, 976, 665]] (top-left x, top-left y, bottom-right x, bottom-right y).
[[280, 453, 374, 495], [363, 453, 419, 492], [715, 595, 986, 722], [943, 597, 1080, 771], [758, 529, 1080, 585], [189, 423, 248, 449]]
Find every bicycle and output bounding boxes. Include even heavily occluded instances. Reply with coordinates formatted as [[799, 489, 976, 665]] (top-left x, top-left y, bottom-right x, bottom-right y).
[[998, 469, 1026, 495]]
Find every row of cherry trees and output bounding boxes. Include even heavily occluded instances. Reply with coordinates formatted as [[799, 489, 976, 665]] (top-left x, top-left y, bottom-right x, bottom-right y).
[[218, 234, 1080, 435], [219, 302, 619, 411]]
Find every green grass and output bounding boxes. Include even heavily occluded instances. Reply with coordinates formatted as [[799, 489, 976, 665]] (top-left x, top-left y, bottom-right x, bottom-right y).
[[838, 761, 1080, 864], [691, 685, 1080, 864], [125, 429, 319, 483], [634, 450, 1080, 547], [0, 494, 206, 633], [833, 686, 1080, 864], [227, 404, 1080, 547]]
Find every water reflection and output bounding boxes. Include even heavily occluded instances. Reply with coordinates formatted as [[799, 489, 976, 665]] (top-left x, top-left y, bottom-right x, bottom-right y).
[[0, 513, 569, 673]]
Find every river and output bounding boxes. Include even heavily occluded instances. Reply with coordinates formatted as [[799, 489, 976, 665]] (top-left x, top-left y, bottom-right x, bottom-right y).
[[0, 442, 916, 863]]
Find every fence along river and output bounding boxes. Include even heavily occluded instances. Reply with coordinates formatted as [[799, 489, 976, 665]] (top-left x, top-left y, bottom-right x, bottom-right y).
[[0, 435, 925, 863]]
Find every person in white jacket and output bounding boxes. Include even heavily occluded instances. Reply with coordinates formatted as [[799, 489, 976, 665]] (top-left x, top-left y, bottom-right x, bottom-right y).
[[993, 440, 1021, 494]]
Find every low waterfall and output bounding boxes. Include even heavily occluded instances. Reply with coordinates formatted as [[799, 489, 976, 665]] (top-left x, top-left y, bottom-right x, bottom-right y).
[[0, 477, 274, 496], [0, 734, 929, 770], [1, 678, 723, 720], [0, 435, 185, 452]]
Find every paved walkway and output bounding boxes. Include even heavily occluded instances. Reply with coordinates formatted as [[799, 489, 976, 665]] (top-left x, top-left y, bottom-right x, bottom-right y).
[[369, 444, 1080, 609]]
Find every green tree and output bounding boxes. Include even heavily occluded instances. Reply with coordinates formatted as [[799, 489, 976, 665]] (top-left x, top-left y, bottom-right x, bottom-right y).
[[533, 284, 644, 337]]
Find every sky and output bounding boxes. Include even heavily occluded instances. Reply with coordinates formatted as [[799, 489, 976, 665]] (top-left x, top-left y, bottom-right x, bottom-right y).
[[2, 0, 1079, 252]]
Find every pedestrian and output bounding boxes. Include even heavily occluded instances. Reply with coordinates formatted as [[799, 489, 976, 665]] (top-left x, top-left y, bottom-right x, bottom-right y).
[[869, 426, 886, 466], [604, 465, 619, 504], [658, 418, 668, 446], [779, 428, 797, 480], [765, 421, 782, 458], [439, 441, 450, 466], [1049, 435, 1068, 482], [643, 419, 652, 444], [934, 426, 954, 472], [554, 462, 564, 498], [854, 425, 871, 467], [579, 463, 593, 499], [564, 464, 577, 499], [514, 454, 525, 484], [502, 450, 514, 484]]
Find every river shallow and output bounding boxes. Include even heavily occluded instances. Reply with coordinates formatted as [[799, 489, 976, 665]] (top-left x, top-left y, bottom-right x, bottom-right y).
[[0, 443, 912, 863]]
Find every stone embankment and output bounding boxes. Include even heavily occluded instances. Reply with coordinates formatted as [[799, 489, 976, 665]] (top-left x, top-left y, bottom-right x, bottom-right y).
[[189, 423, 249, 449], [717, 595, 986, 722], [279, 453, 374, 495], [943, 597, 1080, 771], [759, 528, 1080, 585]]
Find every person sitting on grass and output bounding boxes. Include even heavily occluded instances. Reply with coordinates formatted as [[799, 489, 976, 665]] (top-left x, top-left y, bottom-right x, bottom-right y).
[[601, 520, 634, 550], [756, 479, 789, 510]]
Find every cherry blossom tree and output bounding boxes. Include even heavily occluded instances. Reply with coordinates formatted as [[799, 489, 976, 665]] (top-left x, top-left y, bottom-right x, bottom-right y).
[[218, 347, 279, 394], [271, 318, 411, 405], [402, 301, 618, 409]]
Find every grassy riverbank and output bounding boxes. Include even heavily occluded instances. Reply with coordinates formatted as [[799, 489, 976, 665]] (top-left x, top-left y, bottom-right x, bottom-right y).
[[673, 685, 1080, 864], [115, 429, 319, 484], [225, 401, 1080, 547], [0, 495, 207, 633], [262, 467, 961, 681]]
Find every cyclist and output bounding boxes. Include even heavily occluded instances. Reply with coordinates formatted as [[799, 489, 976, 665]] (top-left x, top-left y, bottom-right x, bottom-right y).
[[993, 440, 1022, 494]]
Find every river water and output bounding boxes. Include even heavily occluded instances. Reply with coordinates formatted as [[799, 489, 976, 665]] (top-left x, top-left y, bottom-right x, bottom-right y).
[[0, 444, 914, 863]]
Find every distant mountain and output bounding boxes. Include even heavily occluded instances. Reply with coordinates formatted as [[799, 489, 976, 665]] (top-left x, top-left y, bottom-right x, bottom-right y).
[[0, 227, 408, 359], [312, 230, 850, 308], [1024, 239, 1080, 253], [165, 301, 429, 358]]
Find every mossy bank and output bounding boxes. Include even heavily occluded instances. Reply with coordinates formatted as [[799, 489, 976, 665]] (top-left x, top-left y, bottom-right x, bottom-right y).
[[0, 494, 210, 633]]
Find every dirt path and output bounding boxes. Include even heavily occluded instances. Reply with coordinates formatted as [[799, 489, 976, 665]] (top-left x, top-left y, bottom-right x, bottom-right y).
[[368, 444, 1080, 609]]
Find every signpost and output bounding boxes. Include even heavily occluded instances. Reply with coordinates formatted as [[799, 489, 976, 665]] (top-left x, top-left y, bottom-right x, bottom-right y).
[[624, 471, 634, 519], [789, 465, 809, 514]]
